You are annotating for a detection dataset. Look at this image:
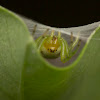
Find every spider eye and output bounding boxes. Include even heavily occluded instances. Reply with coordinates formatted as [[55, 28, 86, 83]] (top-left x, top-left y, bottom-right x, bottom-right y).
[[47, 48, 58, 53]]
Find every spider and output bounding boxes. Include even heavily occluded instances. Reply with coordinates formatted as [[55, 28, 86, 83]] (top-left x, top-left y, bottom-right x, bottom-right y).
[[32, 25, 81, 63]]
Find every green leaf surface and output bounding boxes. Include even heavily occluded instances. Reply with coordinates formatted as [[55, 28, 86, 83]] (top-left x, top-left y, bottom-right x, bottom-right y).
[[0, 6, 31, 100], [0, 6, 100, 100]]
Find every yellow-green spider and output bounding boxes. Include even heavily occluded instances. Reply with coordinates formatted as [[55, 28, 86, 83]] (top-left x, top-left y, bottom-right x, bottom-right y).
[[33, 25, 81, 63]]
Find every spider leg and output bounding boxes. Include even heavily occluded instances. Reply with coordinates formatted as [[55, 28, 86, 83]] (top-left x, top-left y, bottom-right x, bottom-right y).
[[60, 38, 70, 63], [70, 39, 81, 57], [36, 36, 47, 52], [50, 30, 55, 38], [32, 24, 37, 36], [36, 36, 43, 47], [48, 30, 55, 41], [37, 37, 47, 51], [70, 32, 80, 51], [42, 28, 49, 37], [70, 32, 73, 45], [36, 29, 49, 48], [58, 31, 61, 40]]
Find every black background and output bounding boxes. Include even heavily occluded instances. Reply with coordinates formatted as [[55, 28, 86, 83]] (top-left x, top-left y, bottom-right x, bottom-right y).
[[0, 0, 100, 27]]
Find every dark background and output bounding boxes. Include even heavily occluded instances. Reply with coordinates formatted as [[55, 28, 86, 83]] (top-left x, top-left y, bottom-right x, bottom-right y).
[[0, 0, 100, 27]]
